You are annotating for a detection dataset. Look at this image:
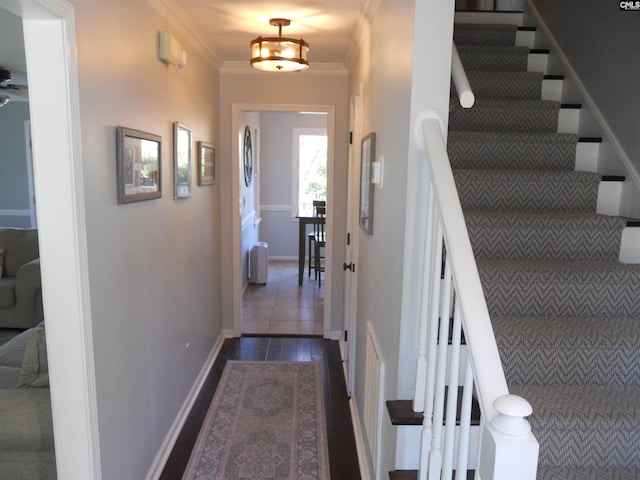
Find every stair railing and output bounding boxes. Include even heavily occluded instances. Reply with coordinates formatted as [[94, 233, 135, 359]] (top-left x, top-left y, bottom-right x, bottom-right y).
[[411, 110, 539, 479], [451, 42, 475, 109]]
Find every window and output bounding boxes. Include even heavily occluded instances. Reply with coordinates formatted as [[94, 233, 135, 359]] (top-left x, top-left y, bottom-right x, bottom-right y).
[[292, 128, 327, 216]]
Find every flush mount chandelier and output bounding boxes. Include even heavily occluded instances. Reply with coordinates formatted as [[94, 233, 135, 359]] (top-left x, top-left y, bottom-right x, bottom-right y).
[[250, 18, 309, 72]]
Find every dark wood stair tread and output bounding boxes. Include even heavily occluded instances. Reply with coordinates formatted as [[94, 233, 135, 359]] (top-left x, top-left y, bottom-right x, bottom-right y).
[[387, 388, 481, 427], [390, 470, 475, 479]]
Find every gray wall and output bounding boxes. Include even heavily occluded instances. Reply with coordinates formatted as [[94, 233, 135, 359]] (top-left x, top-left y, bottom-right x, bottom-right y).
[[530, 0, 640, 175], [259, 111, 327, 258], [72, 0, 222, 477], [0, 101, 31, 227]]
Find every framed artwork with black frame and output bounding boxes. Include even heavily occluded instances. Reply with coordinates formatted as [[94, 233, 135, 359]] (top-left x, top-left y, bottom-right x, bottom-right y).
[[197, 141, 215, 186], [173, 122, 192, 199], [243, 125, 253, 187], [359, 132, 375, 234], [116, 126, 162, 204]]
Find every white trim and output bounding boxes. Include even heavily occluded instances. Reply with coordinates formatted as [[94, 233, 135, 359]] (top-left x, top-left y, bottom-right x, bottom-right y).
[[241, 211, 256, 230], [0, 209, 32, 216], [24, 121, 37, 227], [349, 392, 373, 480], [145, 330, 230, 479], [6, 0, 101, 478], [292, 127, 328, 217], [146, 0, 221, 68], [231, 104, 335, 340], [260, 204, 294, 211]]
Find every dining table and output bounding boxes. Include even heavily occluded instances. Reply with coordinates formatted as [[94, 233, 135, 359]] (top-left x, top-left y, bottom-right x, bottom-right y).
[[297, 215, 326, 285]]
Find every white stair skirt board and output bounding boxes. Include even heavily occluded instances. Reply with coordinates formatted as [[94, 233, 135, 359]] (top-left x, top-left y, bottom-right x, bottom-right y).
[[575, 142, 600, 173], [620, 227, 640, 264], [395, 425, 481, 470], [596, 181, 623, 216]]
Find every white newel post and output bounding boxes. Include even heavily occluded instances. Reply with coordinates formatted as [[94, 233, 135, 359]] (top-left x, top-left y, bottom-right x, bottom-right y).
[[478, 395, 539, 480]]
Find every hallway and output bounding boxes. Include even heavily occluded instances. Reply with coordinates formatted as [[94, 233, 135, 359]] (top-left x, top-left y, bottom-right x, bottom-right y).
[[243, 260, 325, 336], [160, 336, 361, 479]]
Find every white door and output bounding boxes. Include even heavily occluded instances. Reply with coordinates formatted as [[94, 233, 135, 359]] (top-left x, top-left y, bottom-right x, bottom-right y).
[[342, 85, 363, 394]]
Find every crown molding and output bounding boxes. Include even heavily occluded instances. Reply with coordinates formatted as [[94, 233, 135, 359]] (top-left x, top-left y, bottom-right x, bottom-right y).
[[220, 61, 347, 76], [146, 0, 221, 69]]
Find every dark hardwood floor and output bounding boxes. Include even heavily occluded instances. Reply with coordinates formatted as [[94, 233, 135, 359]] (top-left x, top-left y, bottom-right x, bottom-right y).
[[160, 336, 361, 479]]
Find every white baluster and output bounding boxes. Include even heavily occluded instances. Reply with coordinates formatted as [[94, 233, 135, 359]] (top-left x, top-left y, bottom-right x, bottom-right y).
[[414, 186, 436, 412], [428, 253, 453, 479], [443, 294, 462, 478], [419, 218, 443, 480], [455, 355, 474, 480]]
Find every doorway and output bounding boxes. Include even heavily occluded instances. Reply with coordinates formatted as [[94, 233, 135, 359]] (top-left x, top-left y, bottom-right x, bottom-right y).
[[231, 104, 336, 339], [3, 1, 100, 477]]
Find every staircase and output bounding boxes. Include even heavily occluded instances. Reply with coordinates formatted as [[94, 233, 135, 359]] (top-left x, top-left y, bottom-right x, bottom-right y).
[[449, 17, 640, 480]]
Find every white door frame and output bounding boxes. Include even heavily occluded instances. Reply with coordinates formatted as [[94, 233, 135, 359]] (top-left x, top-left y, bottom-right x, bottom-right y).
[[231, 104, 336, 338], [342, 84, 363, 393], [23, 121, 37, 227], [4, 1, 101, 478]]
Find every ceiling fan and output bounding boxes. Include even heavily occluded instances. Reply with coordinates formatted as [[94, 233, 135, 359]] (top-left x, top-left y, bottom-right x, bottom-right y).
[[0, 67, 28, 106]]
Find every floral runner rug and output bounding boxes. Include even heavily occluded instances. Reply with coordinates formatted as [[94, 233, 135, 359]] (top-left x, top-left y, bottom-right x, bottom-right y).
[[182, 361, 330, 480]]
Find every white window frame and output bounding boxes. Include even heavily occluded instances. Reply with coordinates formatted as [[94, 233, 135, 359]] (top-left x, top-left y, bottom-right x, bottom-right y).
[[291, 127, 327, 218]]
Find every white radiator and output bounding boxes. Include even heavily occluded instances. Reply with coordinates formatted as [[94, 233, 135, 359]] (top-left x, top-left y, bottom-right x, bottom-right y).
[[364, 321, 385, 479]]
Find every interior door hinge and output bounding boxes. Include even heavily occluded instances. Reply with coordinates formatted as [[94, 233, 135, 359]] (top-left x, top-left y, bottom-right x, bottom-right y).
[[347, 233, 350, 245], [349, 131, 353, 145], [344, 330, 348, 342]]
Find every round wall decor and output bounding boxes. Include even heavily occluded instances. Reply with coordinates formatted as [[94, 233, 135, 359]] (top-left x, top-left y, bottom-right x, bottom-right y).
[[243, 126, 253, 187]]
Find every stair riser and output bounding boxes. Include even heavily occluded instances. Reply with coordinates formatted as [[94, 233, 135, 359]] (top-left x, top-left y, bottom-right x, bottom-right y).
[[395, 425, 480, 470], [456, 178, 600, 213], [533, 429, 640, 469], [468, 223, 623, 261], [450, 104, 560, 133], [483, 281, 640, 318]]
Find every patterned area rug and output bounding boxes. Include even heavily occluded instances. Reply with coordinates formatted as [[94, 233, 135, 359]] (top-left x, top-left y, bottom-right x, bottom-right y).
[[182, 361, 329, 480]]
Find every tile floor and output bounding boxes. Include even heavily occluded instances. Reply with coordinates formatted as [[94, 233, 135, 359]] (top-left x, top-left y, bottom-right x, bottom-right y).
[[242, 259, 324, 335]]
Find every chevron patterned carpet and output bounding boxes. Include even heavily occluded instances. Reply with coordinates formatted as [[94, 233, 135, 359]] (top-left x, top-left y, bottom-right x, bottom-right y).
[[451, 23, 640, 479]]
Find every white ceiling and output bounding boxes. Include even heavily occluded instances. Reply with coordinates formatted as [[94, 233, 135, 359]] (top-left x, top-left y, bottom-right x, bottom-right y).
[[0, 0, 370, 87], [175, 0, 370, 65]]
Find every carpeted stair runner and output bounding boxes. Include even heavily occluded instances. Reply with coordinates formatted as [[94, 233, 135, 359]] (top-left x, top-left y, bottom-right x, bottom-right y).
[[450, 22, 640, 478]]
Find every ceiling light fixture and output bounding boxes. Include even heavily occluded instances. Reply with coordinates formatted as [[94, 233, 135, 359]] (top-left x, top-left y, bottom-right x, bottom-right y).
[[250, 18, 309, 72]]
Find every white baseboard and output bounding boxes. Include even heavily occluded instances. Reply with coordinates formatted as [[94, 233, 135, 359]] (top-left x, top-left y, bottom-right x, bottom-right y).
[[350, 391, 374, 480], [267, 255, 298, 261], [145, 330, 229, 479]]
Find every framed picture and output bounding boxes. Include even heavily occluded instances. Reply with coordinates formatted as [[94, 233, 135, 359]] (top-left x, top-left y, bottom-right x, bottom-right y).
[[173, 122, 192, 199], [359, 132, 376, 234], [243, 125, 253, 187], [197, 141, 215, 186], [116, 127, 162, 204]]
